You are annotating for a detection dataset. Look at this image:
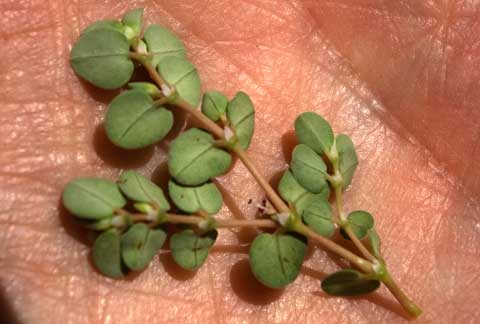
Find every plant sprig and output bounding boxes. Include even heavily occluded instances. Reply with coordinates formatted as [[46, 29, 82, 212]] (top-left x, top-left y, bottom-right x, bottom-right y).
[[64, 8, 422, 318]]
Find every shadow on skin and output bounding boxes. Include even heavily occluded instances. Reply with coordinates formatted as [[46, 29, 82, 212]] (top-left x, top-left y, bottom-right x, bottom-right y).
[[93, 124, 154, 169], [311, 289, 409, 319], [0, 285, 21, 324], [281, 129, 296, 163], [58, 198, 93, 247], [229, 259, 284, 305], [215, 181, 262, 244]]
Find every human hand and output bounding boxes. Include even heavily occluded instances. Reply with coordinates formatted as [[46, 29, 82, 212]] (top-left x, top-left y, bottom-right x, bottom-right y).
[[1, 1, 479, 323]]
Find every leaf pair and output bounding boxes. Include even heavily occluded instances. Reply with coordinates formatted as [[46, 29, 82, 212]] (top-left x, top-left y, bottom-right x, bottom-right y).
[[168, 128, 232, 186], [62, 171, 169, 223], [278, 170, 333, 237], [93, 224, 166, 278], [294, 112, 358, 189], [202, 91, 255, 149], [341, 211, 382, 258]]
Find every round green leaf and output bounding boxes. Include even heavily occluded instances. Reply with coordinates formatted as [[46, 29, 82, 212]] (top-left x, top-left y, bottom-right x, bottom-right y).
[[70, 28, 134, 89], [143, 24, 186, 68], [118, 170, 170, 211], [82, 20, 125, 35], [168, 128, 232, 186], [121, 223, 166, 271], [201, 91, 228, 122], [294, 112, 334, 154], [157, 56, 201, 107], [303, 200, 335, 238], [170, 229, 217, 270], [122, 8, 143, 40], [226, 91, 255, 149], [63, 177, 126, 220], [249, 232, 307, 288], [105, 89, 173, 149], [368, 229, 381, 258], [336, 134, 358, 189], [290, 144, 328, 193], [93, 229, 125, 278], [168, 180, 223, 214], [347, 210, 374, 240], [278, 170, 330, 215], [321, 269, 380, 296], [128, 82, 162, 97]]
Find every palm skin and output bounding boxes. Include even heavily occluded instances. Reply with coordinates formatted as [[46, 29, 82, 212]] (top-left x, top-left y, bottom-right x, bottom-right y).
[[0, 1, 479, 323]]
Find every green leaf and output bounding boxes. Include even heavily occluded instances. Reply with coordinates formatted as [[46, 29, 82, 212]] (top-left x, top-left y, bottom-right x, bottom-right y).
[[278, 170, 329, 215], [168, 128, 232, 186], [302, 200, 335, 238], [168, 180, 223, 214], [346, 210, 374, 240], [290, 144, 328, 193], [143, 24, 186, 68], [321, 269, 380, 296], [121, 223, 166, 271], [121, 8, 143, 40], [93, 229, 125, 278], [157, 56, 201, 107], [294, 112, 334, 154], [128, 82, 162, 97], [226, 92, 255, 149], [336, 134, 358, 189], [368, 229, 381, 258], [249, 232, 307, 288], [70, 28, 134, 89], [201, 91, 228, 122], [170, 229, 217, 270], [118, 170, 170, 211], [105, 89, 173, 149], [63, 177, 126, 220], [82, 20, 125, 35]]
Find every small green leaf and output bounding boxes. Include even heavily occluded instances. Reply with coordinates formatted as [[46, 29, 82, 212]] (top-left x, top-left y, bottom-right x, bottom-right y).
[[321, 269, 380, 296], [63, 177, 126, 220], [121, 223, 166, 271], [290, 144, 328, 193], [278, 170, 329, 215], [302, 200, 335, 238], [226, 92, 255, 149], [201, 91, 228, 122], [70, 28, 134, 89], [168, 180, 223, 214], [118, 170, 170, 211], [121, 8, 143, 40], [105, 89, 173, 149], [368, 229, 381, 258], [170, 229, 217, 270], [143, 24, 186, 68], [157, 56, 201, 107], [93, 229, 125, 278], [82, 20, 125, 35], [128, 82, 162, 98], [294, 112, 334, 154], [346, 211, 374, 240], [336, 134, 358, 189], [168, 128, 232, 186], [249, 232, 307, 288]]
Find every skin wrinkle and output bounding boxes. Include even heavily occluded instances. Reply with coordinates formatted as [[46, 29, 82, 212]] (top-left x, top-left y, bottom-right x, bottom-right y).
[[0, 3, 478, 323]]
